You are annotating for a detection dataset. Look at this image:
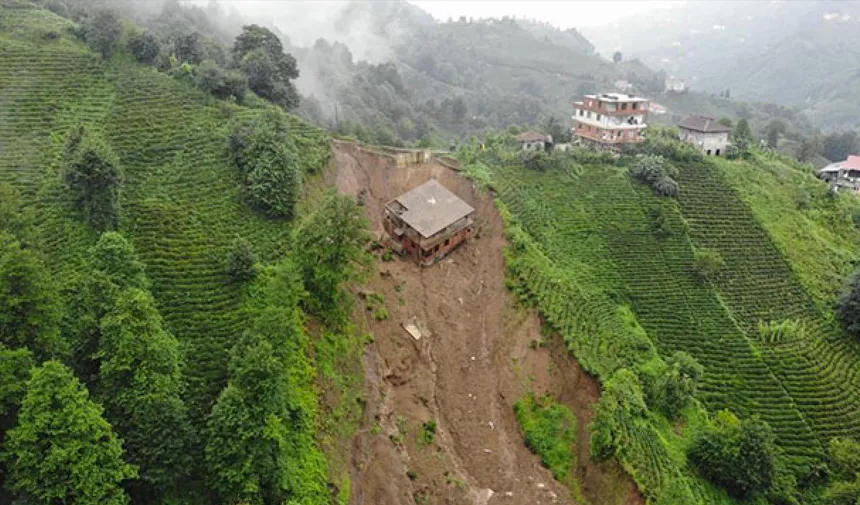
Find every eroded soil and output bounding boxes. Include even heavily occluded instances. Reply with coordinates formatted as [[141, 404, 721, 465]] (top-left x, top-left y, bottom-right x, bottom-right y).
[[332, 142, 642, 505]]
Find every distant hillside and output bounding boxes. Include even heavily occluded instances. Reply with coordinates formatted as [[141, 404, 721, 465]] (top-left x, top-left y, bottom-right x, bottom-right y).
[[584, 0, 860, 130]]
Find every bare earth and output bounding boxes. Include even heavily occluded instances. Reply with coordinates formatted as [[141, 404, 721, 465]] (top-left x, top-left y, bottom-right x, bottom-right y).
[[331, 142, 643, 505]]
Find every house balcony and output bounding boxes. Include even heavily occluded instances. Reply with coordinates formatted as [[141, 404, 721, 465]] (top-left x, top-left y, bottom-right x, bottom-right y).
[[575, 126, 645, 144]]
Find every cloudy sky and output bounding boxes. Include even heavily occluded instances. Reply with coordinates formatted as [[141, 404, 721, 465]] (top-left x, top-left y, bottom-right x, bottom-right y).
[[410, 0, 685, 28]]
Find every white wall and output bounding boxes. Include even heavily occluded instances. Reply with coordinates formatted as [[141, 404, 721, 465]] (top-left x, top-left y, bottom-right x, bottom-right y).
[[680, 129, 729, 155]]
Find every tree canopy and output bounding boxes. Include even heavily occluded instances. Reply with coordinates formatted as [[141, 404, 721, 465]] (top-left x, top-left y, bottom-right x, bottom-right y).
[[63, 126, 123, 232], [233, 25, 299, 110], [1, 361, 136, 505]]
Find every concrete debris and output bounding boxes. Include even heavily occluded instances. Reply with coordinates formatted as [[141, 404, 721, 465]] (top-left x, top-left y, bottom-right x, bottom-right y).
[[536, 483, 546, 489], [401, 317, 428, 341]]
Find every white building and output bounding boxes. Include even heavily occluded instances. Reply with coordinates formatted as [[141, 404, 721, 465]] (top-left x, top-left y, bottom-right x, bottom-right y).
[[678, 115, 730, 156], [572, 93, 649, 150], [665, 75, 686, 93]]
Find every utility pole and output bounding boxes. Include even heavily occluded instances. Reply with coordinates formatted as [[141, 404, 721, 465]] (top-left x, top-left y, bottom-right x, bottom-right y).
[[334, 101, 339, 131]]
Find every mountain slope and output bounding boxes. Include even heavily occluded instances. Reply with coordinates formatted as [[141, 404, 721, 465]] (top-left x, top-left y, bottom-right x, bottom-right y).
[[585, 0, 860, 130]]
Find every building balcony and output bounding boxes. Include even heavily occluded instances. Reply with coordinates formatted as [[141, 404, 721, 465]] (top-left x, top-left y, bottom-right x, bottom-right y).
[[573, 115, 647, 130], [575, 127, 645, 144], [574, 102, 649, 116]]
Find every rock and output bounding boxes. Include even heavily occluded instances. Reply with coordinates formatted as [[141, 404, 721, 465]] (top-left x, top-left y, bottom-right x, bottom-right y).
[[536, 483, 546, 489], [504, 491, 514, 498]]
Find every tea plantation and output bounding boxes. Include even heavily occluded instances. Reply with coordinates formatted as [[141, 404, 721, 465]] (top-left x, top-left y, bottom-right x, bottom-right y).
[[462, 136, 860, 504], [0, 6, 349, 504]]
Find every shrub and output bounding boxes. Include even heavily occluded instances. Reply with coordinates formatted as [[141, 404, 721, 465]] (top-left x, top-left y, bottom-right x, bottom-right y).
[[652, 176, 679, 197], [692, 248, 725, 281], [757, 319, 804, 344], [590, 369, 647, 461], [127, 31, 160, 65], [657, 352, 703, 420], [226, 238, 258, 283], [629, 154, 679, 198], [514, 394, 577, 483], [688, 411, 778, 498], [419, 420, 437, 446]]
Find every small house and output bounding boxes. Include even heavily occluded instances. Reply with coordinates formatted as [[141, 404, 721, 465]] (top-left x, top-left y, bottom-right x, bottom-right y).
[[383, 180, 476, 266], [818, 155, 860, 194], [678, 115, 731, 156], [516, 131, 553, 151]]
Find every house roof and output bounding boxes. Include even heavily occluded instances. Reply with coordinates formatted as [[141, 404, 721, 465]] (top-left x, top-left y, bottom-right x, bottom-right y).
[[393, 179, 475, 239], [584, 92, 649, 103], [516, 131, 552, 143], [819, 155, 860, 173], [678, 115, 731, 133]]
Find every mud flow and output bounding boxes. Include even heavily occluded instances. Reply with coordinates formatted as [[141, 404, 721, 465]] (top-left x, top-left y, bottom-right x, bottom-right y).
[[332, 143, 642, 505]]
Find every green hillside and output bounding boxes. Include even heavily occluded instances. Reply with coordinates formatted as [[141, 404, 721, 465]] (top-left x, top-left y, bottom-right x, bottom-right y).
[[460, 135, 860, 504], [0, 5, 358, 504]]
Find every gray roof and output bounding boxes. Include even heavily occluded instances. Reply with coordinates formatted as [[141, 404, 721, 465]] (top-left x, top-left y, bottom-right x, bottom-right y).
[[393, 179, 474, 238], [679, 115, 731, 133], [517, 131, 552, 143]]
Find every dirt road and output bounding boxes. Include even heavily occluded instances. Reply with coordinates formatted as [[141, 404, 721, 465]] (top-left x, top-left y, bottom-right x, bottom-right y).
[[332, 143, 641, 505]]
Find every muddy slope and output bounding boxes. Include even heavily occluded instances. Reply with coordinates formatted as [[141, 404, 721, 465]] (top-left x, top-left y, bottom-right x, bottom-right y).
[[332, 143, 641, 505]]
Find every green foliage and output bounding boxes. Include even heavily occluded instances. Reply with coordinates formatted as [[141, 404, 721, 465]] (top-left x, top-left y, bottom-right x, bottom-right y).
[[81, 8, 122, 59], [0, 183, 35, 246], [63, 125, 123, 232], [836, 269, 860, 339], [655, 351, 703, 420], [229, 112, 301, 218], [688, 411, 778, 498], [97, 287, 192, 495], [692, 248, 725, 281], [293, 191, 371, 320], [629, 154, 679, 198], [126, 30, 159, 65], [757, 319, 804, 344], [590, 368, 648, 461], [234, 25, 299, 110], [731, 118, 754, 154], [0, 239, 65, 361], [823, 131, 859, 163], [515, 395, 578, 484], [195, 59, 247, 102], [828, 438, 860, 481], [419, 420, 437, 446], [227, 237, 258, 283], [0, 345, 35, 420], [765, 119, 786, 148], [1, 361, 136, 505]]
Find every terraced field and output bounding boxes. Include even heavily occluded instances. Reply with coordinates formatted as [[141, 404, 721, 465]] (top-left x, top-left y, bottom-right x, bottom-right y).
[[475, 155, 860, 501], [0, 7, 331, 420]]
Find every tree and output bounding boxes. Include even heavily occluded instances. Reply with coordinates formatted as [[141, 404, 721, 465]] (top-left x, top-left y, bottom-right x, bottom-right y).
[[837, 269, 860, 339], [612, 51, 622, 64], [63, 127, 122, 232], [629, 155, 679, 197], [0, 239, 65, 361], [195, 60, 247, 101], [174, 31, 203, 64], [83, 9, 123, 59], [688, 411, 778, 498], [234, 25, 300, 110], [732, 118, 754, 151], [227, 237, 258, 283], [127, 30, 160, 65], [0, 183, 35, 246], [293, 192, 371, 319], [97, 288, 191, 496], [798, 136, 822, 163], [590, 368, 647, 460], [718, 117, 733, 128], [205, 336, 290, 504], [822, 438, 860, 505], [70, 232, 149, 389], [0, 345, 35, 432], [1, 361, 136, 505], [823, 132, 859, 162], [451, 96, 467, 123], [658, 352, 704, 419], [765, 119, 786, 148], [228, 112, 302, 218]]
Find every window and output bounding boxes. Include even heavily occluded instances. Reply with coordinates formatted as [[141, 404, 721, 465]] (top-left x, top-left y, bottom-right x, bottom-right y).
[[596, 114, 602, 121], [706, 149, 712, 155], [632, 103, 638, 110], [444, 238, 450, 246], [716, 148, 721, 156], [621, 103, 628, 110]]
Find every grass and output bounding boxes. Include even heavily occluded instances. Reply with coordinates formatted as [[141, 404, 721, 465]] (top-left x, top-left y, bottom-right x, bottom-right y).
[[514, 394, 582, 500]]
